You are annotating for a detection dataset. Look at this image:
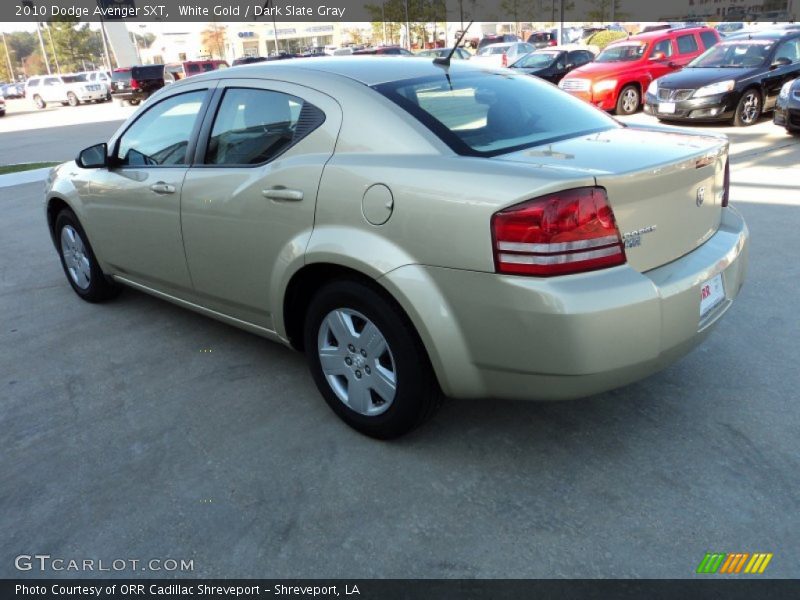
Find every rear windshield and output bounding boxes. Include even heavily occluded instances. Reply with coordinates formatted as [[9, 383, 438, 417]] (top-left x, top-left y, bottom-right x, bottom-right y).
[[131, 65, 164, 79], [374, 71, 620, 157], [112, 70, 131, 81]]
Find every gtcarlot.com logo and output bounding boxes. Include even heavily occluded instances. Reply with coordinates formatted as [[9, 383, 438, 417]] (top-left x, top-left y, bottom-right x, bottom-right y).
[[696, 552, 773, 574], [15, 554, 194, 573]]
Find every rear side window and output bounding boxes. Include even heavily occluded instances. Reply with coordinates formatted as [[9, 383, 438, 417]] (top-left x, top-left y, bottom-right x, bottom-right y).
[[117, 90, 206, 167], [699, 31, 719, 50], [205, 88, 325, 166], [677, 34, 699, 54], [374, 71, 620, 157], [28, 79, 40, 87]]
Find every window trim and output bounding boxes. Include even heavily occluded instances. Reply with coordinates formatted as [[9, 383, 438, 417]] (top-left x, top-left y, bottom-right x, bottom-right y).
[[111, 88, 214, 170], [191, 85, 326, 169]]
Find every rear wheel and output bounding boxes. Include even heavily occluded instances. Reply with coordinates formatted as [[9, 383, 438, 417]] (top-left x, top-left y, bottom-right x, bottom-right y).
[[54, 209, 121, 303], [67, 92, 79, 107], [733, 89, 761, 127], [615, 85, 640, 115], [33, 95, 46, 109], [303, 280, 441, 439]]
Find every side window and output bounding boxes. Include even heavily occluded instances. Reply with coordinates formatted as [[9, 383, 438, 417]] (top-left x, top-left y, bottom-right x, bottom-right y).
[[205, 88, 325, 166], [117, 90, 206, 167], [699, 31, 718, 50], [774, 39, 800, 64], [44, 77, 59, 86], [651, 39, 674, 57], [28, 79, 40, 87], [677, 34, 699, 54]]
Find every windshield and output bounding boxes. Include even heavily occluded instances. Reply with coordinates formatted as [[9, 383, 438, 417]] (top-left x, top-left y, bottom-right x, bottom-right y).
[[479, 45, 510, 56], [373, 71, 620, 157], [512, 52, 558, 68], [62, 74, 87, 83], [596, 43, 647, 62], [689, 40, 772, 67]]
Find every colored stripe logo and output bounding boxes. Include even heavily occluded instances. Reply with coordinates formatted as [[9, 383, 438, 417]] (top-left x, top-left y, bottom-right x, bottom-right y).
[[697, 552, 773, 574]]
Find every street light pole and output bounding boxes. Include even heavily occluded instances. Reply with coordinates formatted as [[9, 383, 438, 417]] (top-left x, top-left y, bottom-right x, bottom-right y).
[[1, 31, 15, 80], [44, 23, 61, 74], [35, 22, 51, 74]]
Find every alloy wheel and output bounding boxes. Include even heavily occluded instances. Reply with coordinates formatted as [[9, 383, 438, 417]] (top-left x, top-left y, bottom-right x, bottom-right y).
[[740, 92, 759, 125], [60, 225, 91, 289], [317, 308, 397, 416], [621, 88, 638, 113]]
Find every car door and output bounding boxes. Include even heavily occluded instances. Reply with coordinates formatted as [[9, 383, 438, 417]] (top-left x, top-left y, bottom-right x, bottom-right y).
[[179, 79, 342, 329], [674, 33, 701, 67], [763, 38, 800, 109], [41, 77, 62, 102], [77, 84, 213, 293]]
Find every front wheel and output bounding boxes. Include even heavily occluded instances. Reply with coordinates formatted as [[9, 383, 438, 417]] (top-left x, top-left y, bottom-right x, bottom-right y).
[[33, 95, 46, 109], [67, 92, 79, 107], [303, 280, 441, 439], [615, 85, 640, 115], [54, 210, 121, 303], [734, 89, 761, 126]]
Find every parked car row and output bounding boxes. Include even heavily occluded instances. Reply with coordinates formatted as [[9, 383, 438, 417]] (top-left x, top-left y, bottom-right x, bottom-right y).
[[25, 72, 110, 109]]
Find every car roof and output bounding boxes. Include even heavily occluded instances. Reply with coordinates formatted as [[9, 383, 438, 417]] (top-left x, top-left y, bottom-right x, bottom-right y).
[[625, 26, 711, 43], [723, 29, 800, 41], [185, 56, 501, 87]]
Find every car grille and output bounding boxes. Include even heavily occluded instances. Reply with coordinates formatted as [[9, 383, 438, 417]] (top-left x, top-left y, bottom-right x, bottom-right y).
[[657, 88, 694, 101], [790, 112, 800, 128], [560, 78, 590, 92]]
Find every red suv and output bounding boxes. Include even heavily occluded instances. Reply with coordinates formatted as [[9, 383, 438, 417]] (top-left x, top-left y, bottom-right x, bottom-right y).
[[558, 26, 720, 114]]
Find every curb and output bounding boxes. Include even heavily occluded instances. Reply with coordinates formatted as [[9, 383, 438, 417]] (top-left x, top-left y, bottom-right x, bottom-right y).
[[0, 167, 52, 189]]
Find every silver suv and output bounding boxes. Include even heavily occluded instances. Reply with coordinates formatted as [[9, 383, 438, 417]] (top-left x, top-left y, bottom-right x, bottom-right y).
[[25, 73, 109, 109]]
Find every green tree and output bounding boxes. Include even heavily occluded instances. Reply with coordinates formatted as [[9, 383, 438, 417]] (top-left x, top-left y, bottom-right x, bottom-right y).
[[45, 20, 100, 72]]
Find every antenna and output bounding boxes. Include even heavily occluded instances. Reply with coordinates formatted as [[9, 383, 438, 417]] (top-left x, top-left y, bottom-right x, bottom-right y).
[[434, 21, 474, 67]]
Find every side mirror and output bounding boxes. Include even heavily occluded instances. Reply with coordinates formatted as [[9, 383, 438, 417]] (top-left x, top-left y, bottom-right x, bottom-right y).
[[76, 143, 108, 169], [771, 57, 792, 69]]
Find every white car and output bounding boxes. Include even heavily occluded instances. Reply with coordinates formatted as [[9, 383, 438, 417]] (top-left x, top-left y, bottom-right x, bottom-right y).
[[25, 73, 109, 109], [470, 42, 537, 68], [80, 70, 113, 99]]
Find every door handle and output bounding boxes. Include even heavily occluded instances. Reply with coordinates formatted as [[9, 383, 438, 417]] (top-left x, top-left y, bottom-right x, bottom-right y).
[[262, 188, 303, 202], [150, 182, 176, 194]]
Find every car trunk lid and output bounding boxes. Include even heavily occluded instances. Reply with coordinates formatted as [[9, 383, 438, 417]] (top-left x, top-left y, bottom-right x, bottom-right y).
[[494, 126, 728, 273]]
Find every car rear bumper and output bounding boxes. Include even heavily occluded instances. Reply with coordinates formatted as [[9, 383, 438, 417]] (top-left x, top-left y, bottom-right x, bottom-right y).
[[111, 90, 148, 101], [381, 207, 748, 401], [644, 91, 737, 121]]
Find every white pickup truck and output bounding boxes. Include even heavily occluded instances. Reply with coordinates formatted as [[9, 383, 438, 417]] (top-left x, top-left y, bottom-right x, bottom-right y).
[[25, 73, 109, 109]]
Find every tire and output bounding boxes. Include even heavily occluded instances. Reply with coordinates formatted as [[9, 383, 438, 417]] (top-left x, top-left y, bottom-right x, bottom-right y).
[[303, 279, 441, 439], [615, 85, 640, 115], [33, 94, 46, 109], [54, 209, 121, 303], [733, 89, 761, 127], [67, 92, 79, 107], [129, 99, 140, 106]]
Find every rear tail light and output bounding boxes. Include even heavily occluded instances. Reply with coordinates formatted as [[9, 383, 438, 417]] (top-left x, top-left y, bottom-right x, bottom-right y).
[[721, 158, 729, 207], [491, 187, 626, 277], [548, 39, 557, 46], [130, 78, 140, 90], [502, 52, 508, 67]]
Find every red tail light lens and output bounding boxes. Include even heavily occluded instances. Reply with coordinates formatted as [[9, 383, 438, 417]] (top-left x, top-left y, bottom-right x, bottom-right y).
[[722, 158, 729, 207], [491, 187, 626, 277], [502, 53, 508, 67], [130, 78, 140, 90], [548, 39, 557, 46]]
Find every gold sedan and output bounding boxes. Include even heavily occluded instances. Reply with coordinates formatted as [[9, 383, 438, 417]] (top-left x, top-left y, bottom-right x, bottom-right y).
[[45, 58, 749, 438]]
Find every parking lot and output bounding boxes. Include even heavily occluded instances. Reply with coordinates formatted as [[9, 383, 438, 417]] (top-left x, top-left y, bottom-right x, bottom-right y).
[[1, 96, 799, 579]]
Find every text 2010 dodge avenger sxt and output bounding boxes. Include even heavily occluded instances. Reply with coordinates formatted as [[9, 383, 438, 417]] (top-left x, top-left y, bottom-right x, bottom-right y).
[[45, 58, 749, 438]]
